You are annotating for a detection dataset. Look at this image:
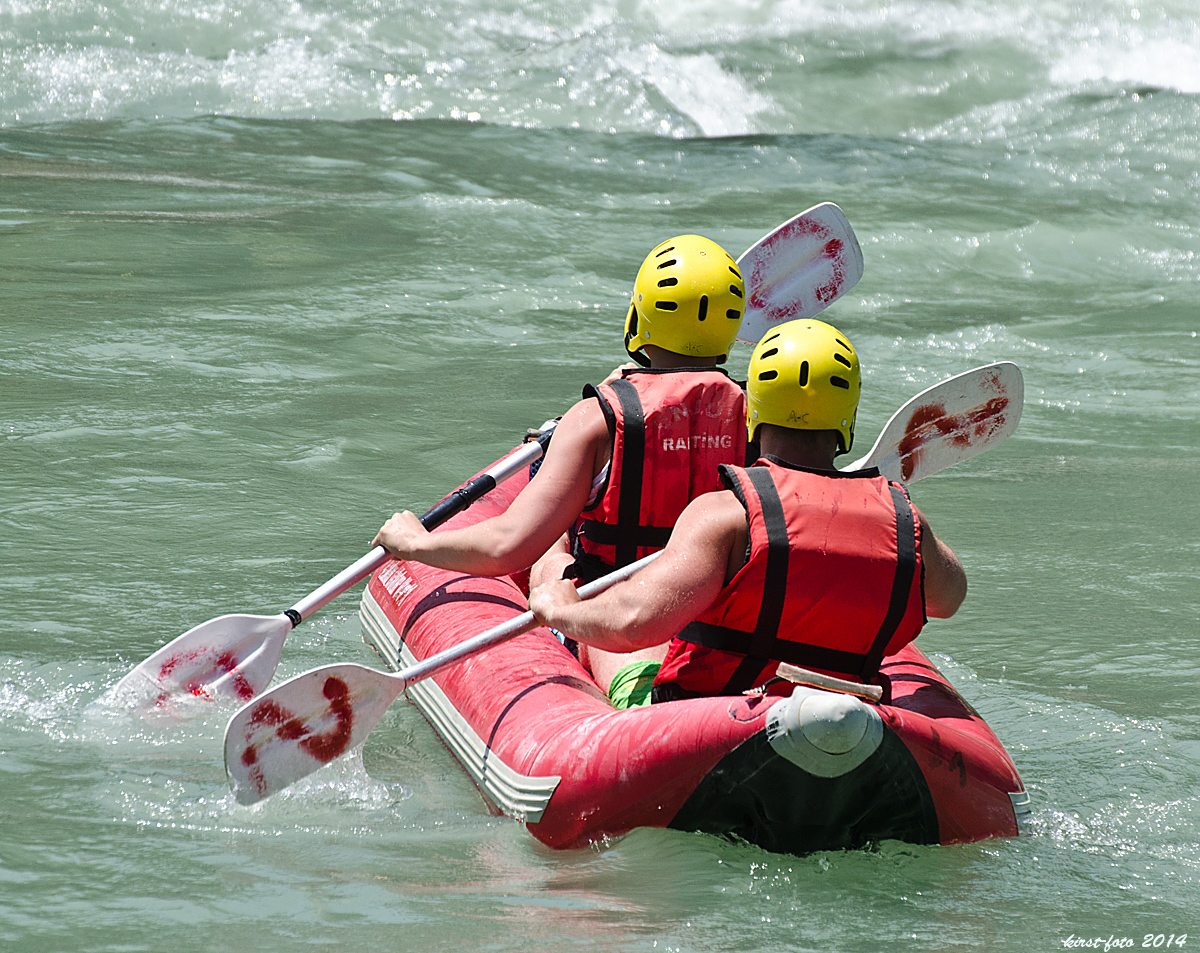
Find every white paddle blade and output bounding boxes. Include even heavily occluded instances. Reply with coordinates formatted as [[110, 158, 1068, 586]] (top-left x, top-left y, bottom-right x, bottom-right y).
[[737, 203, 864, 344], [848, 362, 1024, 484], [224, 663, 405, 805], [112, 613, 291, 713]]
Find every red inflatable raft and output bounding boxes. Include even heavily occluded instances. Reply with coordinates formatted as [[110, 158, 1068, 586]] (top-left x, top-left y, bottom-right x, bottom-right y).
[[358, 445, 1030, 854]]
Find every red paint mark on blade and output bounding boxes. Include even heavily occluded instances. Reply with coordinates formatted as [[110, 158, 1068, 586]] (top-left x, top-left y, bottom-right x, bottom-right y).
[[776, 216, 828, 241], [238, 697, 309, 798], [748, 257, 768, 311], [159, 656, 182, 678], [215, 651, 256, 701], [746, 216, 833, 316], [157, 646, 255, 701], [299, 677, 354, 764], [247, 698, 307, 738], [236, 676, 357, 800], [897, 397, 1010, 481], [159, 648, 203, 680]]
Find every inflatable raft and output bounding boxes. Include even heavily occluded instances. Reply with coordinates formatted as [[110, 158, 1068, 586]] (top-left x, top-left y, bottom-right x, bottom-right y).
[[358, 445, 1030, 855]]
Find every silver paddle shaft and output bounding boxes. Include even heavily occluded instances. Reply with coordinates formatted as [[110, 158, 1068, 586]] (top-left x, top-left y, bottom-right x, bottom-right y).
[[396, 551, 661, 691]]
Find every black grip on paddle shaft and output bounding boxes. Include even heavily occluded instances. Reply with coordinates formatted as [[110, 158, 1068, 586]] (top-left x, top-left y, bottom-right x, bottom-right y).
[[419, 424, 554, 529], [419, 473, 497, 529], [526, 422, 556, 480]]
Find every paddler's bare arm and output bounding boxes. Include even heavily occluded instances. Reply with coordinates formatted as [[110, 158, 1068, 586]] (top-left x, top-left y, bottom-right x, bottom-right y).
[[528, 490, 748, 653], [528, 533, 573, 591], [913, 504, 967, 618], [372, 398, 610, 576]]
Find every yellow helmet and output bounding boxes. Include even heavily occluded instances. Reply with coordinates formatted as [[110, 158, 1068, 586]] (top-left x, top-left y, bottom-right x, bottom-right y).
[[746, 318, 861, 454], [624, 235, 745, 365]]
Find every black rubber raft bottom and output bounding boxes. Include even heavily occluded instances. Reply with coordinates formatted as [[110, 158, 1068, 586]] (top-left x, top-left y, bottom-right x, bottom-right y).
[[669, 728, 939, 855]]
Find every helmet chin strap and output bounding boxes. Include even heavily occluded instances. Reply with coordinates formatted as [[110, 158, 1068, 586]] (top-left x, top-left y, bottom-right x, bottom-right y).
[[626, 339, 653, 367], [625, 305, 653, 366]]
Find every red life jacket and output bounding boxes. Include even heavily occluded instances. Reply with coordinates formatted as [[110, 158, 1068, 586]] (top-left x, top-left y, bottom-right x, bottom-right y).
[[570, 367, 747, 580], [653, 456, 926, 698]]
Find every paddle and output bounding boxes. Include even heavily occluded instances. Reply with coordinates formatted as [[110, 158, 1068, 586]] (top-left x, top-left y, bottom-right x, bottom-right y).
[[224, 360, 1023, 805], [111, 424, 557, 713], [844, 361, 1023, 484], [225, 551, 662, 805], [113, 205, 863, 714], [736, 202, 864, 345]]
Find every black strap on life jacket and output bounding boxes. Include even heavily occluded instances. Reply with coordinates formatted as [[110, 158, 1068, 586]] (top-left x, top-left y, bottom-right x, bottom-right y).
[[610, 376, 647, 568], [671, 465, 787, 695], [674, 468, 918, 692], [577, 521, 672, 550], [576, 377, 674, 569], [858, 484, 918, 680]]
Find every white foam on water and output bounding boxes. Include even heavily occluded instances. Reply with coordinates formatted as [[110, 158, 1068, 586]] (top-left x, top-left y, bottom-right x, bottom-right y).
[[4, 0, 1197, 137], [257, 745, 399, 810], [635, 47, 774, 137], [216, 38, 351, 114], [1053, 36, 1200, 95], [929, 653, 1200, 884], [1047, 7, 1200, 95]]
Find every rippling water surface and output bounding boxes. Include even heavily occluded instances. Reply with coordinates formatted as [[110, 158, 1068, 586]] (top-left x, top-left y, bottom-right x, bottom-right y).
[[2, 2, 1198, 951]]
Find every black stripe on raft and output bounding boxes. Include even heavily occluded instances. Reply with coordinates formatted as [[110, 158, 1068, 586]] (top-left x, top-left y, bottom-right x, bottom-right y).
[[401, 579, 527, 645]]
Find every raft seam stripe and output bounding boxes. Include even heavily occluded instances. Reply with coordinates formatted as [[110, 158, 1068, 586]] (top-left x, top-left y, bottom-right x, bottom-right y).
[[359, 590, 561, 823]]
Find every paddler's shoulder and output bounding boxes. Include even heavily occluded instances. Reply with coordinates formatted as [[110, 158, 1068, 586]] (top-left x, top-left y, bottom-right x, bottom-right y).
[[554, 391, 612, 448]]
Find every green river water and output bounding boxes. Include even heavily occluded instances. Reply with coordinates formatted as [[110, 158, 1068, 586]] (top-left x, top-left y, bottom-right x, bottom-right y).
[[3, 2, 1199, 950]]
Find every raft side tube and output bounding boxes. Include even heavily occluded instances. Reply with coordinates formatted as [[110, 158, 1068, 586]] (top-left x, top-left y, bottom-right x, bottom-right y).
[[362, 588, 562, 822]]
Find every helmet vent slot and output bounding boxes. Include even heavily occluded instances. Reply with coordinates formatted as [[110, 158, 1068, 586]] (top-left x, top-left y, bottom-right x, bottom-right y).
[[762, 332, 781, 345], [761, 348, 779, 359], [798, 361, 809, 387], [656, 258, 678, 269], [726, 309, 740, 319], [830, 376, 850, 390], [759, 370, 779, 381], [655, 301, 678, 311], [729, 265, 741, 278], [729, 284, 743, 298], [657, 277, 678, 287], [836, 338, 851, 350], [697, 295, 709, 321], [656, 245, 676, 257], [834, 353, 852, 368]]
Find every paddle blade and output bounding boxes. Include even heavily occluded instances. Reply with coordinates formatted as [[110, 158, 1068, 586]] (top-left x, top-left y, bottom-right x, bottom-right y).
[[112, 613, 291, 714], [737, 203, 864, 344], [224, 663, 405, 805], [849, 362, 1024, 484]]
